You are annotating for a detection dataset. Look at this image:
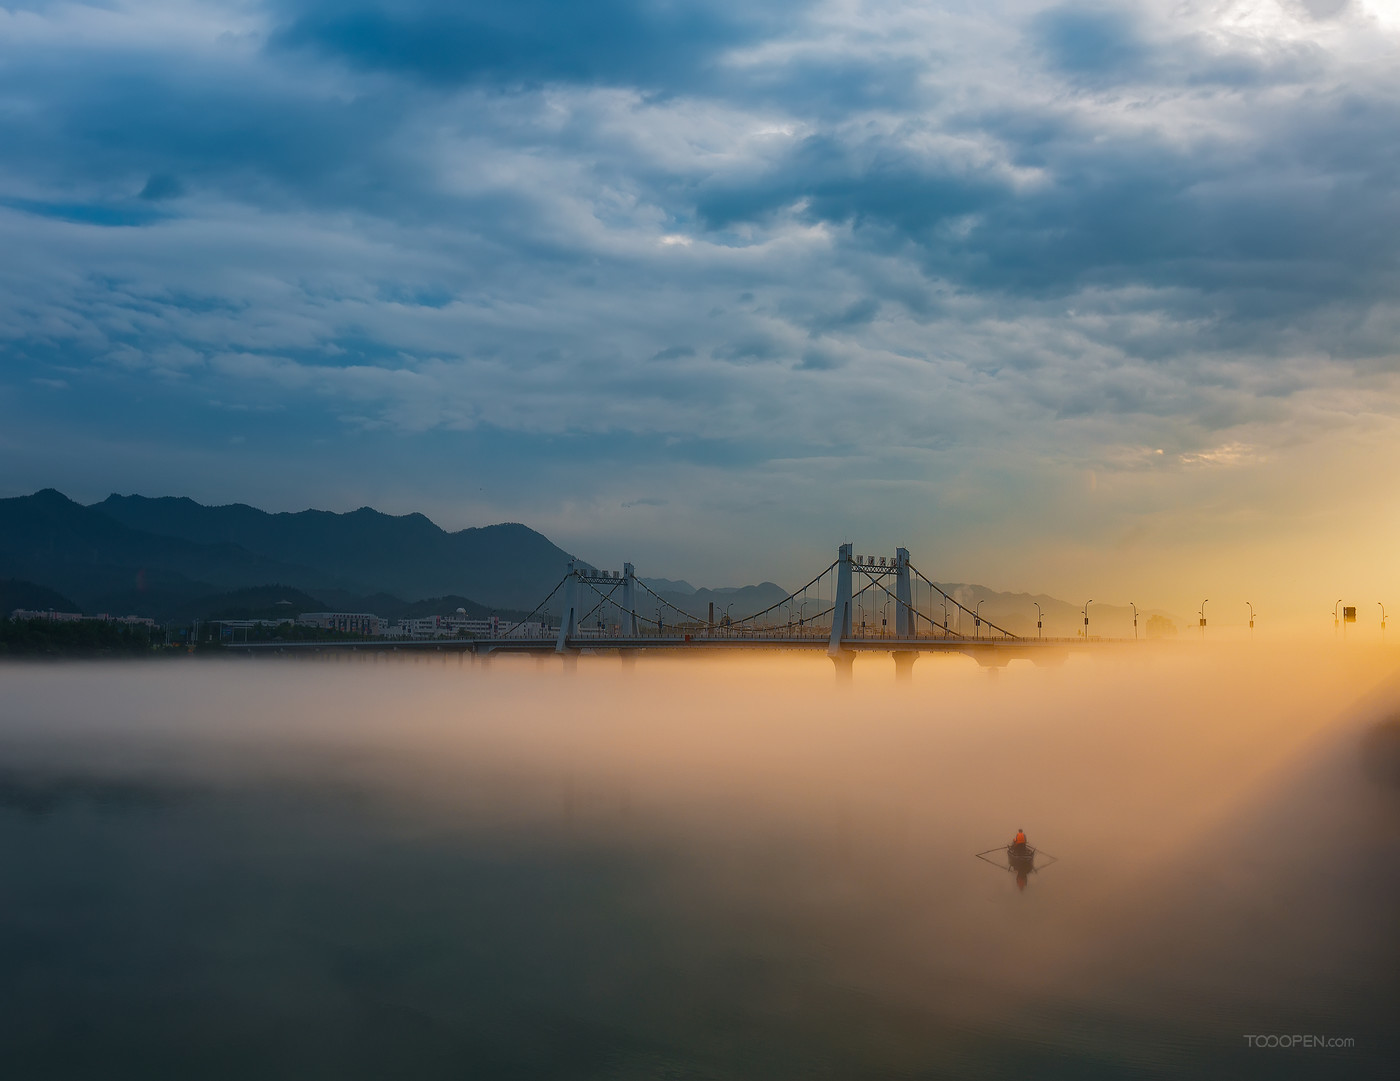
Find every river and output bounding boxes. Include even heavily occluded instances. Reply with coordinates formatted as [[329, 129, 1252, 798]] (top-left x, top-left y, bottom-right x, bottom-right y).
[[1, 647, 1395, 1078]]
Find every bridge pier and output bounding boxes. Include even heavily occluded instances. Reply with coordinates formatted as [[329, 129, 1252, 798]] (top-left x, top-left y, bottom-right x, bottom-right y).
[[892, 651, 917, 682], [620, 652, 636, 672], [831, 652, 854, 683]]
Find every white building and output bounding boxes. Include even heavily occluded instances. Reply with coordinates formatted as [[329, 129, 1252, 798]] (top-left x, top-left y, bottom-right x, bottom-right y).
[[10, 609, 156, 628]]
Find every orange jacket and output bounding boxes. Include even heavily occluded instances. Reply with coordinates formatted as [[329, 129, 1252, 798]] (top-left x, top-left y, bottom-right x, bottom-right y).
[[1013, 831, 1027, 845]]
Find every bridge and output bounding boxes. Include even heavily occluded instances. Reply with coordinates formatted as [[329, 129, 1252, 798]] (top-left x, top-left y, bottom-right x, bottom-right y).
[[230, 543, 1133, 679]]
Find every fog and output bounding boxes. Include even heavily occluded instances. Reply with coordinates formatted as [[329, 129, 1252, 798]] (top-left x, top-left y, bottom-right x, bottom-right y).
[[1, 648, 1396, 1078]]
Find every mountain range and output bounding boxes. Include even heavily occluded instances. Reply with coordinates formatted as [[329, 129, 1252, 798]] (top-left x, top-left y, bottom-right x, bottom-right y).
[[0, 490, 793, 625], [0, 489, 1174, 636]]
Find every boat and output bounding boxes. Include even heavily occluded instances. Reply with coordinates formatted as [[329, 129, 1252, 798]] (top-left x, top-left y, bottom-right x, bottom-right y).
[[975, 839, 1058, 881]]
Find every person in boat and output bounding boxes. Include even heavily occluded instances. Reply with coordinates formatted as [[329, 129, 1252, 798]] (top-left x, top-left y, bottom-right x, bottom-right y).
[[1012, 829, 1027, 849]]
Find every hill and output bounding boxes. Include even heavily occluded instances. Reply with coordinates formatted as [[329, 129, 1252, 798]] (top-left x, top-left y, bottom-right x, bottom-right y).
[[0, 490, 336, 619], [649, 582, 791, 622], [92, 494, 576, 611], [1, 578, 80, 615]]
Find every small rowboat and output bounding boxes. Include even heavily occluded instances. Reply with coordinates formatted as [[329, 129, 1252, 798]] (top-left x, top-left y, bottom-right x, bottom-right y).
[[976, 841, 1058, 876]]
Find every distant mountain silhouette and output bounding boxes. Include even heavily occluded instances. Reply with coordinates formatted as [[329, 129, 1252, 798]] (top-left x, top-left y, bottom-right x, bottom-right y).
[[1, 578, 79, 615], [641, 577, 696, 595], [1, 489, 1162, 634], [0, 490, 330, 618], [648, 583, 791, 622], [91, 494, 577, 610]]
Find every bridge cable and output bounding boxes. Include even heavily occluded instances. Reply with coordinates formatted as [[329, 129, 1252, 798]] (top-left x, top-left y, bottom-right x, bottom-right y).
[[495, 573, 571, 640], [855, 572, 965, 639], [570, 578, 625, 633], [906, 563, 1017, 638], [725, 560, 842, 628]]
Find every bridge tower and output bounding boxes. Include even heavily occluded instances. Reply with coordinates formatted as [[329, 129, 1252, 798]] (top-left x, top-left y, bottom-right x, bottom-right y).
[[895, 547, 913, 637], [555, 560, 580, 653], [621, 563, 638, 637], [828, 543, 854, 680]]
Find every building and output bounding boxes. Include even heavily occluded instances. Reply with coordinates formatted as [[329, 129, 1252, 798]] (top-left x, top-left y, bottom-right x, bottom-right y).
[[10, 609, 156, 628], [296, 612, 384, 636]]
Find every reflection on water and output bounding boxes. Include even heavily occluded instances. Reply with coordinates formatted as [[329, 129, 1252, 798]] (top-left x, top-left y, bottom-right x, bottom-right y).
[[0, 649, 1396, 1079]]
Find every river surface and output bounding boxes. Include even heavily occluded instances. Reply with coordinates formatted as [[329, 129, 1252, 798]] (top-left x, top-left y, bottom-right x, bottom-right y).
[[1, 648, 1396, 1079]]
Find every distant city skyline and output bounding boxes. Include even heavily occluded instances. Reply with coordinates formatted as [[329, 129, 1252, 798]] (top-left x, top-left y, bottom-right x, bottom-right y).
[[3, 1, 1398, 626]]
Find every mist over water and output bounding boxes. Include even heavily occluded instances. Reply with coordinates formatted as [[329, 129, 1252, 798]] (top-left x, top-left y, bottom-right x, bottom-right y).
[[1, 649, 1396, 1079]]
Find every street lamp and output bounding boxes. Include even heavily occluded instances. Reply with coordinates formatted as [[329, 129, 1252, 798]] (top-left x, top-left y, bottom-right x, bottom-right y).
[[1380, 602, 1387, 639], [974, 599, 984, 640], [1246, 601, 1255, 639], [1130, 602, 1138, 641], [1199, 599, 1208, 638], [1034, 602, 1043, 639], [1334, 598, 1342, 637], [940, 594, 949, 635], [1082, 599, 1092, 639]]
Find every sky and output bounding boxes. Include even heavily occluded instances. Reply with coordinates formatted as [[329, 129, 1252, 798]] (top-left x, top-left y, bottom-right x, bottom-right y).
[[2, 0, 1399, 626]]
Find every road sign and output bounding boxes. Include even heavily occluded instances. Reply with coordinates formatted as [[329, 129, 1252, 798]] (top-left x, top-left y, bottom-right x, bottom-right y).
[[1343, 606, 1356, 623]]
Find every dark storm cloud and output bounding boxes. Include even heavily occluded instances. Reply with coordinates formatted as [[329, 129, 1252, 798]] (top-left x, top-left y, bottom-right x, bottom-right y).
[[688, 92, 1400, 351], [1033, 5, 1151, 79], [271, 0, 810, 90]]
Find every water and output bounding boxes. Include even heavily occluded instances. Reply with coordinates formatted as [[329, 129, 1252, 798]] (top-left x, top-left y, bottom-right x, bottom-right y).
[[1, 649, 1395, 1079]]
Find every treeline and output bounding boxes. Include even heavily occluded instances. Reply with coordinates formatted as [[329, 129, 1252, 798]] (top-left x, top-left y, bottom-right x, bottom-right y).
[[0, 618, 161, 657]]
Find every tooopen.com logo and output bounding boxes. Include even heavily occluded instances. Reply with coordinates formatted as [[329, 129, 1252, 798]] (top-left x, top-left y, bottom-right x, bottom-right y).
[[1243, 1035, 1355, 1049]]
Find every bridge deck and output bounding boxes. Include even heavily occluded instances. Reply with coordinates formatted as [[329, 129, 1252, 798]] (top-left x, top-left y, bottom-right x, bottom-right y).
[[226, 635, 1129, 655]]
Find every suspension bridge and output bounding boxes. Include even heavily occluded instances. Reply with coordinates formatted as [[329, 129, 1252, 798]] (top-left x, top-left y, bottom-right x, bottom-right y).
[[231, 543, 1131, 679]]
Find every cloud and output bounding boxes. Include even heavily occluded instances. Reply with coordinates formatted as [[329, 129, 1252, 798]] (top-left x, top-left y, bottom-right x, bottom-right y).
[[270, 0, 811, 90], [1, 0, 1399, 597], [1032, 5, 1151, 80]]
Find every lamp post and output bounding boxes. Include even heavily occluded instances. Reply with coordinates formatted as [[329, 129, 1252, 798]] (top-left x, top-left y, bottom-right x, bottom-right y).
[[940, 594, 949, 635], [1130, 602, 1138, 641], [1034, 602, 1043, 640], [1082, 600, 1092, 639], [1246, 601, 1255, 640], [1334, 598, 1342, 638], [974, 599, 984, 640], [1197, 599, 1208, 639], [1380, 602, 1387, 640]]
